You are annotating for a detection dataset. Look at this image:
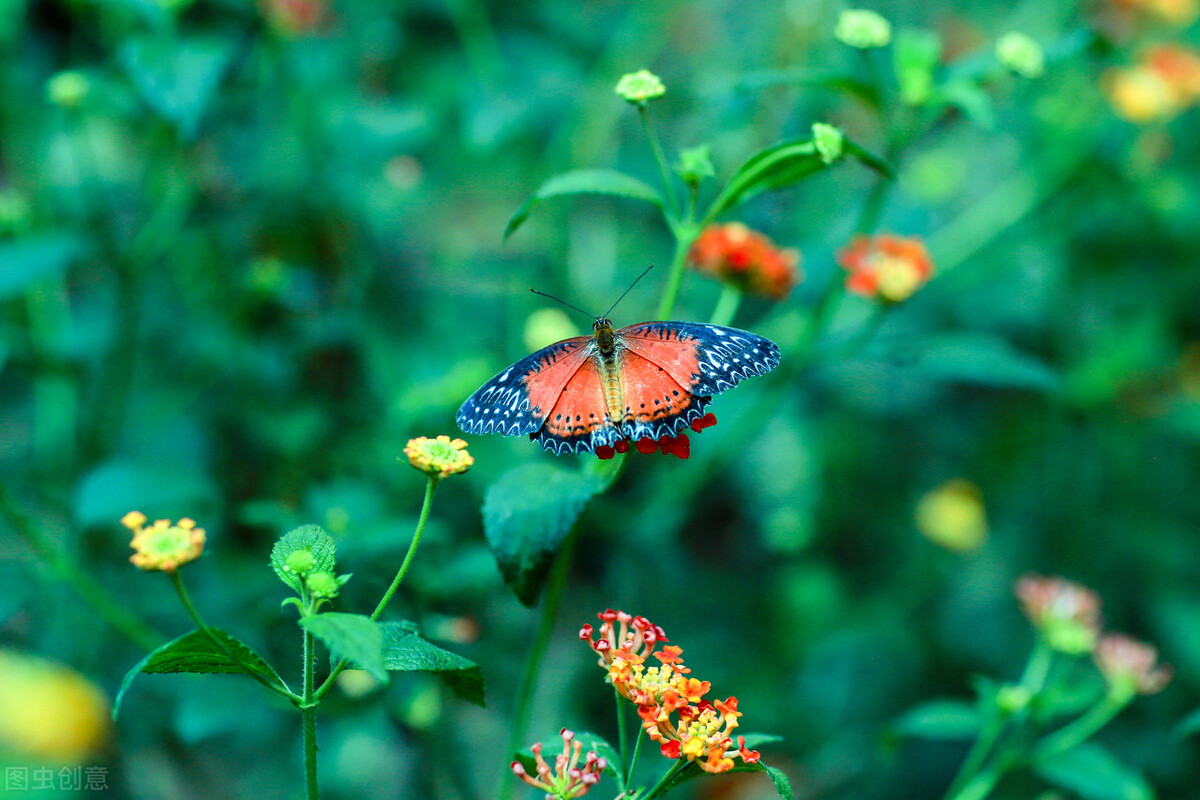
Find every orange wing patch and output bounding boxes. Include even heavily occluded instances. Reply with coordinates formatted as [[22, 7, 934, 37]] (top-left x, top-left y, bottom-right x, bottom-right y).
[[521, 338, 591, 423], [619, 327, 704, 393], [616, 349, 712, 441], [539, 358, 611, 439]]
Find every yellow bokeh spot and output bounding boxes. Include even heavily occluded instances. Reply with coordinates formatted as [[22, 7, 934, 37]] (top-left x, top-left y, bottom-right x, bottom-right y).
[[0, 650, 110, 763], [916, 479, 988, 552]]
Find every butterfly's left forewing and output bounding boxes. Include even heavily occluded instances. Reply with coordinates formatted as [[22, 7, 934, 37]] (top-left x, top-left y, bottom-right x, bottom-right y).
[[619, 321, 780, 397], [456, 337, 591, 436]]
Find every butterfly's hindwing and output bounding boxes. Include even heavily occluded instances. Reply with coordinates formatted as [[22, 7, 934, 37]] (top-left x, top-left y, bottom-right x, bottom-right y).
[[619, 322, 781, 396], [615, 348, 713, 441], [529, 358, 623, 455], [455, 337, 590, 436]]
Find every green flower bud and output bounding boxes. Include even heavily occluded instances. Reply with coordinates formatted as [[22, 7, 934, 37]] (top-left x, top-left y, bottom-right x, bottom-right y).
[[995, 685, 1031, 714], [615, 69, 666, 105], [285, 549, 316, 576], [812, 123, 844, 164], [46, 71, 89, 108], [835, 9, 892, 50], [995, 32, 1045, 79], [676, 145, 715, 186], [306, 571, 340, 599]]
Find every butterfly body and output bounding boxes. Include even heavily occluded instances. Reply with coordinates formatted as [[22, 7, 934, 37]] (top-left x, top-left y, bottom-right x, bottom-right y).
[[457, 319, 780, 455]]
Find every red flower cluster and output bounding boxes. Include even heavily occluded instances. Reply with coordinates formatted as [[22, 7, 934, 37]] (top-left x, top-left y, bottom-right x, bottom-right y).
[[688, 223, 801, 300], [579, 609, 760, 774], [511, 728, 606, 799], [837, 234, 934, 303], [595, 412, 718, 461]]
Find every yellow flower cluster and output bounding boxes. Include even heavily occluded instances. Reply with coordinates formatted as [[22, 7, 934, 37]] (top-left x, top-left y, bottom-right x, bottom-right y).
[[403, 435, 474, 479], [122, 511, 206, 573]]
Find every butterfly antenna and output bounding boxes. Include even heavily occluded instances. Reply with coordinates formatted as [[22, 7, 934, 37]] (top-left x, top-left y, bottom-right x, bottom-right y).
[[602, 265, 654, 319], [529, 288, 597, 319]]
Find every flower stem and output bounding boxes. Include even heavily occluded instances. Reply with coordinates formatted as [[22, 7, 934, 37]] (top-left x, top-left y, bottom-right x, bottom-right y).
[[314, 476, 439, 700], [654, 233, 696, 321], [1033, 695, 1127, 759], [302, 627, 319, 800], [709, 284, 742, 327], [615, 688, 629, 779], [170, 571, 295, 699], [626, 725, 647, 788], [498, 526, 580, 800], [641, 759, 689, 800], [639, 104, 678, 220], [0, 485, 162, 651]]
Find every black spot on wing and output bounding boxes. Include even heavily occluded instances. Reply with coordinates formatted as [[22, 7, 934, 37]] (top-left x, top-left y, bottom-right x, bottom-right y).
[[620, 321, 780, 396], [620, 393, 712, 442], [456, 339, 586, 437]]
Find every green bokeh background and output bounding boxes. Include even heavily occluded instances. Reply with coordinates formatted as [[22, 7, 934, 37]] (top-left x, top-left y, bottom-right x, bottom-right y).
[[2, 0, 1199, 798]]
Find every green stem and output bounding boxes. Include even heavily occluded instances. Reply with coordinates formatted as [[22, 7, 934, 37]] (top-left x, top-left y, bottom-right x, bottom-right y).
[[615, 688, 629, 779], [709, 284, 742, 327], [943, 714, 1007, 800], [639, 104, 678, 220], [498, 527, 580, 800], [0, 485, 162, 651], [1033, 695, 1128, 759], [626, 725, 647, 788], [171, 571, 294, 699], [946, 760, 1007, 800], [315, 477, 439, 700], [654, 234, 695, 321], [303, 627, 319, 800], [641, 759, 689, 800]]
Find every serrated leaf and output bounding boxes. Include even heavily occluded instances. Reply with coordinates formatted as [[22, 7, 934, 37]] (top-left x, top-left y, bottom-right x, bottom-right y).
[[893, 699, 983, 739], [894, 333, 1060, 390], [114, 628, 283, 719], [0, 235, 86, 300], [301, 612, 387, 682], [483, 463, 601, 606], [119, 36, 233, 140], [379, 621, 485, 707], [656, 759, 793, 799], [705, 134, 891, 221], [1034, 744, 1155, 800], [504, 169, 664, 240], [271, 525, 337, 593]]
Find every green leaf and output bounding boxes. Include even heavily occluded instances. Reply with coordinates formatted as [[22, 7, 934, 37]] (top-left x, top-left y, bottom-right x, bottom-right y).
[[732, 68, 882, 108], [893, 699, 983, 739], [119, 36, 234, 140], [379, 621, 485, 707], [656, 759, 793, 799], [894, 29, 942, 105], [1173, 707, 1200, 739], [0, 235, 85, 301], [114, 628, 283, 719], [895, 333, 1060, 391], [300, 612, 387, 682], [482, 463, 601, 606], [1034, 744, 1155, 800], [936, 81, 996, 129], [505, 168, 664, 240], [271, 525, 337, 593], [705, 132, 891, 221]]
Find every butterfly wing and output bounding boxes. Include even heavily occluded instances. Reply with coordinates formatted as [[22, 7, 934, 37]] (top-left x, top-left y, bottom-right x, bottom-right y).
[[528, 358, 625, 455], [456, 337, 591, 437], [612, 348, 714, 442], [619, 321, 781, 397]]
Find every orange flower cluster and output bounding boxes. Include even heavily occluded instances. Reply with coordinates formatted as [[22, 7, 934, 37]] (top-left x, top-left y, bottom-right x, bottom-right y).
[[837, 234, 934, 303], [1104, 44, 1200, 122], [259, 0, 327, 36], [688, 223, 801, 301], [579, 609, 760, 774], [595, 413, 718, 461], [511, 728, 606, 799], [1107, 0, 1198, 26]]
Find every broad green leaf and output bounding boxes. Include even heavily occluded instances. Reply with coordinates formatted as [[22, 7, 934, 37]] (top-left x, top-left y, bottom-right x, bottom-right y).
[[271, 525, 337, 593], [657, 759, 793, 799], [505, 169, 664, 240], [704, 133, 891, 222], [119, 36, 233, 140], [114, 628, 283, 719], [895, 29, 942, 105], [893, 699, 982, 739], [482, 463, 601, 606], [1034, 744, 1154, 800], [300, 612, 387, 682], [379, 621, 485, 707], [0, 235, 85, 300], [897, 333, 1060, 391]]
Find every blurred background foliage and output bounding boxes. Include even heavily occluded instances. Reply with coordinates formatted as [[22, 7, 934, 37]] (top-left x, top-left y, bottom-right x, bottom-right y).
[[2, 0, 1200, 798]]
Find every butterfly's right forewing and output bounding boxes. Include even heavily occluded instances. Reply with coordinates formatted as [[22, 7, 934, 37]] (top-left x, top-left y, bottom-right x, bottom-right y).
[[455, 337, 591, 436]]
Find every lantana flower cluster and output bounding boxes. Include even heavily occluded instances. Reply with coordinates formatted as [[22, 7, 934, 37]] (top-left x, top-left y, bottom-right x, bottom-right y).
[[1104, 44, 1200, 123], [1016, 574, 1172, 697], [595, 412, 718, 461], [122, 511, 206, 573], [579, 609, 760, 774], [837, 234, 934, 303], [688, 223, 801, 301], [512, 728, 606, 800]]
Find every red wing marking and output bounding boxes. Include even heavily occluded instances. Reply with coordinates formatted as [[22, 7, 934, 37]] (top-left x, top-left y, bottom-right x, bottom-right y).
[[618, 326, 704, 393], [617, 350, 695, 424]]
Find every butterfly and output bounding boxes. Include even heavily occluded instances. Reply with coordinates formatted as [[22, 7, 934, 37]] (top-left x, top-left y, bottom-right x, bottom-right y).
[[456, 316, 781, 456]]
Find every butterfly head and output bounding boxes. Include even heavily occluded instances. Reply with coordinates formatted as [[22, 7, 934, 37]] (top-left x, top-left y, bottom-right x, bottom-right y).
[[592, 317, 616, 352]]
